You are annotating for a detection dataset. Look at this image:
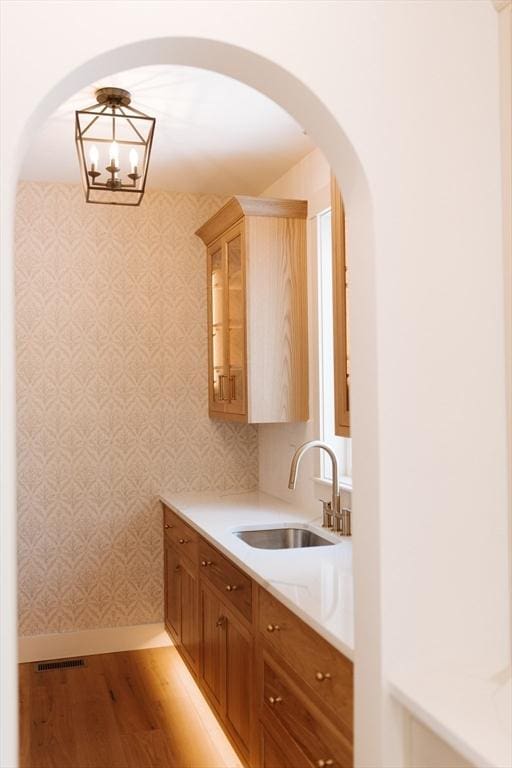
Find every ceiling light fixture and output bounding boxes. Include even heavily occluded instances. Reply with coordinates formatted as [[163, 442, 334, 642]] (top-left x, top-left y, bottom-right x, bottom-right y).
[[75, 87, 155, 206]]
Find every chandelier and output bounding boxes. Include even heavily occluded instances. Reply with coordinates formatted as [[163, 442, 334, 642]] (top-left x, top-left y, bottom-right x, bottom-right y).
[[75, 87, 155, 206]]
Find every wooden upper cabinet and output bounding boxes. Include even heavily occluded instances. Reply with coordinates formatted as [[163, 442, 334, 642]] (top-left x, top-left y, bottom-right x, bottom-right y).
[[331, 176, 350, 437], [197, 196, 309, 423]]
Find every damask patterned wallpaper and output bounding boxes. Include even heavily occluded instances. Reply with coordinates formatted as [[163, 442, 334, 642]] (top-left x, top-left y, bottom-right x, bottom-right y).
[[15, 182, 258, 637]]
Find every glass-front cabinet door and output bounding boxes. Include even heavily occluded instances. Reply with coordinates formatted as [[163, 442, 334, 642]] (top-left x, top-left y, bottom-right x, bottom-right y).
[[206, 223, 246, 419], [208, 242, 227, 414], [225, 228, 246, 416]]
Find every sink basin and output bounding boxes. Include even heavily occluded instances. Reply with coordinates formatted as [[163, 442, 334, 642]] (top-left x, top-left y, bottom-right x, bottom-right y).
[[233, 527, 336, 550]]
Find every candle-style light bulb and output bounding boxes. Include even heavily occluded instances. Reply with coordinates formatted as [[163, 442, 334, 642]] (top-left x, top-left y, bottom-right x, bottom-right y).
[[89, 145, 99, 170], [129, 149, 139, 173], [109, 141, 119, 168]]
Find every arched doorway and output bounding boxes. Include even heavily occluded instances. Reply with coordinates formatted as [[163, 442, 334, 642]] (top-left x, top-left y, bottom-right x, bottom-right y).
[[2, 36, 380, 768]]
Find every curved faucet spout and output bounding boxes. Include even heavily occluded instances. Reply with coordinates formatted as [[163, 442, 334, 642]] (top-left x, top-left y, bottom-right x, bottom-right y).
[[288, 440, 339, 524]]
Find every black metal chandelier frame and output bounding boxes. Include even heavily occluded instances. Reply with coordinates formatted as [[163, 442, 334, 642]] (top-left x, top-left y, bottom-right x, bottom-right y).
[[75, 87, 156, 206]]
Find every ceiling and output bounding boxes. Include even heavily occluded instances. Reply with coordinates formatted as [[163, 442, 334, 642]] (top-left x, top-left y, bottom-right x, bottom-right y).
[[20, 65, 315, 196]]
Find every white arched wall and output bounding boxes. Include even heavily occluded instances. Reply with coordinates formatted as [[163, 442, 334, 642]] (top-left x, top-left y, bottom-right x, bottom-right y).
[[1, 3, 509, 768]]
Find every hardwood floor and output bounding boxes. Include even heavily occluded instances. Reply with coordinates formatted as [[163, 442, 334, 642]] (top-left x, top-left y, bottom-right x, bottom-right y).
[[19, 646, 243, 768]]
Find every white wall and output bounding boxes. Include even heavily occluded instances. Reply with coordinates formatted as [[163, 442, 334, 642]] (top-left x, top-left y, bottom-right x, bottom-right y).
[[408, 719, 473, 768], [497, 0, 512, 652], [1, 3, 510, 767], [258, 148, 352, 516], [258, 145, 488, 768]]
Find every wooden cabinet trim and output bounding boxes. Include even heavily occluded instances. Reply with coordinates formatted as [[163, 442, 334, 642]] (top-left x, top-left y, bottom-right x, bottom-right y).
[[196, 196, 307, 246], [331, 175, 350, 437]]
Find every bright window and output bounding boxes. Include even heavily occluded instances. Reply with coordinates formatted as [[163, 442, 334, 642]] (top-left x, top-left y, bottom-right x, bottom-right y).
[[318, 208, 352, 485]]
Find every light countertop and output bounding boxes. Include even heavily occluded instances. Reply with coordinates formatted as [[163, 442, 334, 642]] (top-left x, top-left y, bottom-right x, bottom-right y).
[[159, 489, 354, 660], [390, 662, 512, 768]]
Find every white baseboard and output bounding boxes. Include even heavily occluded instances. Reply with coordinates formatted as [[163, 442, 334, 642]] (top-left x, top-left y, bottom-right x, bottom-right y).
[[18, 622, 172, 663]]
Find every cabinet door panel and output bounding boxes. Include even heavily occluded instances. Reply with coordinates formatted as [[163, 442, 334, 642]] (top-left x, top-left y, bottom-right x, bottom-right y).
[[180, 559, 199, 672], [200, 585, 226, 716], [260, 723, 309, 768], [225, 611, 252, 755], [164, 544, 181, 643], [225, 229, 246, 416]]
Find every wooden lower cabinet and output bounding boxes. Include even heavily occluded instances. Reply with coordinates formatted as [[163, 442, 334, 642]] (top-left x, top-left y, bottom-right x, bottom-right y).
[[180, 557, 199, 671], [260, 720, 309, 768], [258, 589, 353, 738], [260, 654, 352, 768], [164, 542, 181, 642], [225, 608, 253, 755], [199, 582, 253, 760], [200, 584, 225, 715], [163, 504, 353, 768], [163, 539, 199, 675]]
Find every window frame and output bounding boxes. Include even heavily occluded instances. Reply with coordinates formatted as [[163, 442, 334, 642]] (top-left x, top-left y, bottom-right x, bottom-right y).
[[316, 206, 352, 490]]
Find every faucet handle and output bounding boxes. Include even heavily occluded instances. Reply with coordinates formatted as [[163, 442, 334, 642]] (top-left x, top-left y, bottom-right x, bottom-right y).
[[322, 501, 334, 528], [341, 507, 352, 537], [334, 507, 352, 536], [333, 509, 343, 533]]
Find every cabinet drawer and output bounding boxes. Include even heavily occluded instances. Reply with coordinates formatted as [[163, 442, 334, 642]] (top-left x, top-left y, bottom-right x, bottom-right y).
[[260, 721, 309, 768], [198, 539, 252, 622], [262, 658, 352, 768], [258, 588, 353, 728], [163, 505, 199, 564]]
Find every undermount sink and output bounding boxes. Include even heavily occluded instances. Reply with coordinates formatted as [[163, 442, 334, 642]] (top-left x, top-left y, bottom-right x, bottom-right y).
[[233, 526, 336, 550]]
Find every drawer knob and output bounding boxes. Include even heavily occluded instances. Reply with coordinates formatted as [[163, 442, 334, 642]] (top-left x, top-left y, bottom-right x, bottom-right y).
[[216, 616, 226, 628], [267, 696, 283, 705], [225, 585, 238, 592], [315, 672, 332, 682], [266, 624, 280, 633], [174, 565, 181, 572], [164, 523, 173, 529], [200, 559, 212, 567], [178, 538, 190, 544], [316, 761, 334, 767]]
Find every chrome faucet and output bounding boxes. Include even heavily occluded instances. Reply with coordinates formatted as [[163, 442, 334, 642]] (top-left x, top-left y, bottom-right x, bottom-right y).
[[288, 440, 351, 536]]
